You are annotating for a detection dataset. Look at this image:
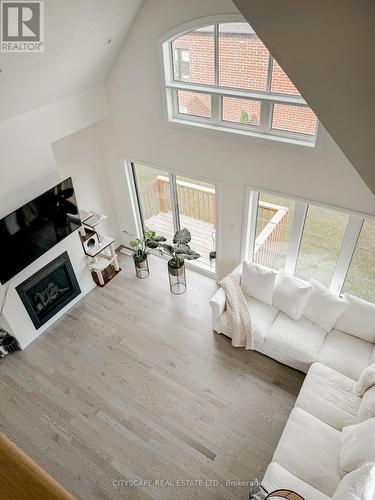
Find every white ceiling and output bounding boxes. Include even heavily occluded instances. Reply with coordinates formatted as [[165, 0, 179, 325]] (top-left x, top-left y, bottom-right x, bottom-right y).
[[0, 0, 143, 121]]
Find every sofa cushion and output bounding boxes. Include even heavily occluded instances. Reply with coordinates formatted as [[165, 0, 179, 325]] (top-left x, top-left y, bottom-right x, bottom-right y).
[[303, 279, 347, 332], [318, 330, 374, 381], [335, 293, 375, 343], [263, 462, 330, 500], [358, 385, 375, 423], [263, 312, 327, 371], [332, 464, 375, 500], [272, 271, 312, 320], [295, 362, 360, 430], [273, 408, 342, 496], [241, 261, 276, 305], [215, 296, 278, 345], [357, 362, 375, 396], [340, 418, 375, 472]]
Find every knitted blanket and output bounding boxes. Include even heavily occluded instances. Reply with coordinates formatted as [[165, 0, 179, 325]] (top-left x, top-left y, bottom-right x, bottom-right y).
[[219, 273, 254, 350]]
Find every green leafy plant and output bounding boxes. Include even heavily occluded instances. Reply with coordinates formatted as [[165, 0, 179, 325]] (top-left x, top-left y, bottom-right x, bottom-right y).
[[162, 228, 200, 268], [126, 229, 166, 262], [239, 109, 249, 124]]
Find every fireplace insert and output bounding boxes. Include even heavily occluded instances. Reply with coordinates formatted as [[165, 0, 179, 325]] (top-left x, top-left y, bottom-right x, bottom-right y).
[[16, 251, 81, 329]]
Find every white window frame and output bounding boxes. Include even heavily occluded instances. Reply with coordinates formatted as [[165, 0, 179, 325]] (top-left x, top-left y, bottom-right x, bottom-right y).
[[123, 159, 221, 280], [242, 185, 375, 298], [160, 15, 319, 147]]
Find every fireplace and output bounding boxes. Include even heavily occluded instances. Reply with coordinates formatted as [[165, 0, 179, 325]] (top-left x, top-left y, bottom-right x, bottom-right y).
[[16, 251, 81, 329]]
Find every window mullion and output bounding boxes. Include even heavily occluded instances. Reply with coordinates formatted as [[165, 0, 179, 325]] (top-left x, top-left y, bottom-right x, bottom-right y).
[[330, 215, 364, 294], [214, 24, 219, 87], [246, 190, 260, 262], [259, 100, 271, 132], [169, 173, 180, 231], [267, 56, 273, 93], [285, 202, 308, 275], [211, 93, 220, 124], [172, 88, 179, 118]]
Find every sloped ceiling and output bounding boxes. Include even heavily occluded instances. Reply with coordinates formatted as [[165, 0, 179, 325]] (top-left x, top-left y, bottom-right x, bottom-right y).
[[233, 0, 375, 196], [0, 0, 142, 121]]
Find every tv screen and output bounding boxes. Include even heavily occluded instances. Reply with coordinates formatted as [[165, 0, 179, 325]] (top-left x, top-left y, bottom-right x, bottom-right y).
[[0, 178, 81, 284]]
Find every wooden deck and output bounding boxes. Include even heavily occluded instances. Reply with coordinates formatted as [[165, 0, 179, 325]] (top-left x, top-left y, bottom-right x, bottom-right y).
[[145, 211, 216, 273]]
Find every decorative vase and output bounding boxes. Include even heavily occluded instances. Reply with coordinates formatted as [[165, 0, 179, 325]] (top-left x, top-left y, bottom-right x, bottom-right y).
[[133, 255, 149, 279], [168, 260, 186, 295]]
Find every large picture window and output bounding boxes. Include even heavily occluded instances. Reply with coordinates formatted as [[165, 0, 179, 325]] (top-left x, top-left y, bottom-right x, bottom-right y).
[[163, 19, 318, 144], [246, 189, 375, 303]]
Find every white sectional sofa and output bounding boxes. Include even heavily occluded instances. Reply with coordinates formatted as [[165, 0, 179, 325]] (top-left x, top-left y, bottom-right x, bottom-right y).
[[210, 262, 375, 499]]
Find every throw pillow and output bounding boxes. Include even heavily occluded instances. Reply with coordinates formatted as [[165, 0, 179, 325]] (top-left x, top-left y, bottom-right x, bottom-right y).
[[332, 464, 375, 500], [340, 418, 375, 472], [357, 363, 375, 396], [272, 270, 312, 320], [358, 385, 375, 423], [303, 279, 347, 332], [335, 293, 375, 343], [241, 262, 276, 305]]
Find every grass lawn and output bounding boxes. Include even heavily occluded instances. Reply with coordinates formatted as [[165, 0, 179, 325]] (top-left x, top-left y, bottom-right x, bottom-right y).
[[134, 164, 214, 189], [259, 193, 375, 302]]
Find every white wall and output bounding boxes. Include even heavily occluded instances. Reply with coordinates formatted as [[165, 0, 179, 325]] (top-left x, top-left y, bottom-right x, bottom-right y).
[[52, 123, 120, 243], [104, 0, 375, 277], [0, 85, 108, 216], [0, 85, 109, 348]]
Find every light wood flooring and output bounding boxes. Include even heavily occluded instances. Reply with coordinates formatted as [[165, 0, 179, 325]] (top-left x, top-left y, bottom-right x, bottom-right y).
[[0, 254, 304, 500]]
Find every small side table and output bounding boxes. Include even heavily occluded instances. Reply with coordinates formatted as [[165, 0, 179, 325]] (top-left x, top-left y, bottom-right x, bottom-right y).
[[79, 210, 121, 287], [84, 235, 120, 287]]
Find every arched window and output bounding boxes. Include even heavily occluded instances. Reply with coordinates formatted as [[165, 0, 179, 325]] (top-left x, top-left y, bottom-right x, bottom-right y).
[[162, 19, 318, 145]]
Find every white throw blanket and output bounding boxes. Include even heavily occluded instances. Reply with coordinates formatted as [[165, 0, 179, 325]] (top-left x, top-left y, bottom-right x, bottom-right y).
[[219, 274, 254, 350]]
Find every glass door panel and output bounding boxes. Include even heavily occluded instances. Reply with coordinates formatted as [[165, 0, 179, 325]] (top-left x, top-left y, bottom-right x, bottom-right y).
[[133, 164, 175, 241], [175, 175, 216, 272]]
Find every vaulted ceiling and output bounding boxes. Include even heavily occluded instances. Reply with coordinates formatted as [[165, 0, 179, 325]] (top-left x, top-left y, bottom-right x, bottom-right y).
[[0, 0, 142, 121]]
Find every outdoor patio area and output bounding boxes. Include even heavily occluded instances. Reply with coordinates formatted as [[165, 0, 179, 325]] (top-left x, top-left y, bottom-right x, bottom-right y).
[[145, 211, 216, 272]]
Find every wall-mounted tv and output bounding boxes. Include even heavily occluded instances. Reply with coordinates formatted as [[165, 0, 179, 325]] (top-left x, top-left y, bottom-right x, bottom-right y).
[[0, 178, 81, 284]]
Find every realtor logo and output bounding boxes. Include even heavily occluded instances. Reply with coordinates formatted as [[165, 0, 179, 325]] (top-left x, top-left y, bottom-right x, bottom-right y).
[[1, 1, 44, 52]]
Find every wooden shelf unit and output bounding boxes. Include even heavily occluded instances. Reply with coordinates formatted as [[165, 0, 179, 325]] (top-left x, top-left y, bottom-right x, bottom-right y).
[[79, 212, 121, 287]]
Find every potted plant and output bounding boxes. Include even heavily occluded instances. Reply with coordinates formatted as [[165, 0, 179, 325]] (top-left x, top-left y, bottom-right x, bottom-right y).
[[162, 228, 200, 294], [126, 229, 166, 278]]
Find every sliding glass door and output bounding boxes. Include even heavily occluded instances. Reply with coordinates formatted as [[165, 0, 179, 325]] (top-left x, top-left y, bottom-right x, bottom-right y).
[[132, 163, 216, 274], [175, 175, 216, 272], [132, 164, 174, 241]]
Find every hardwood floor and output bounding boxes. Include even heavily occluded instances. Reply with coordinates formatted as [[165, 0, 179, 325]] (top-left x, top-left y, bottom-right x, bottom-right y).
[[0, 254, 304, 500]]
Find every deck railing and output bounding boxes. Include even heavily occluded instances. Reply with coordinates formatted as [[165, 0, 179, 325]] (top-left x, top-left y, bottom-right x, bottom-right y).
[[254, 202, 289, 269], [139, 176, 288, 269], [140, 175, 216, 224]]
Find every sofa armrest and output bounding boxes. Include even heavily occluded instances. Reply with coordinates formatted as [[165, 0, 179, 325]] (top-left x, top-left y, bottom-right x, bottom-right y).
[[209, 263, 243, 320], [210, 287, 226, 319]]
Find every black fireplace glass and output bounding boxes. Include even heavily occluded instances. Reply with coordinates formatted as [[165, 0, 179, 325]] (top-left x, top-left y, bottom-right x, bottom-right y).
[[16, 251, 81, 329]]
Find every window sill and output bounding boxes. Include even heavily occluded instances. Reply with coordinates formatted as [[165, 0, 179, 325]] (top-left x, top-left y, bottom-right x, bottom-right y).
[[169, 117, 316, 148]]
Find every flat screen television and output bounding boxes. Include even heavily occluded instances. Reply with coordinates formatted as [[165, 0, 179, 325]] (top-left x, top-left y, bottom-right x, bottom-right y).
[[0, 178, 81, 284]]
